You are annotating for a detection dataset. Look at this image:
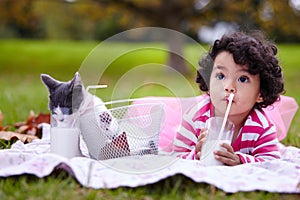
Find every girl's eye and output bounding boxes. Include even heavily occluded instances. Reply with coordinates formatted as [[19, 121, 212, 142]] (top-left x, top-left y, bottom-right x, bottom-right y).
[[239, 76, 249, 83], [216, 73, 225, 80]]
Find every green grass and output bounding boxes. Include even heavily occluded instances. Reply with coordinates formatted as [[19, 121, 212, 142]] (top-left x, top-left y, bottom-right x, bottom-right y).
[[277, 44, 300, 147], [0, 40, 299, 199]]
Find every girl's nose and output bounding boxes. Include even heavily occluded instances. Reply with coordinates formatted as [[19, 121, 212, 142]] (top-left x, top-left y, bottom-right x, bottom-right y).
[[224, 80, 236, 93], [225, 87, 236, 93]]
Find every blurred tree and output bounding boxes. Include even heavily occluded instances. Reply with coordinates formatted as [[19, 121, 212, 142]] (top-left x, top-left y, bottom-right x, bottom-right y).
[[90, 0, 300, 73], [258, 0, 300, 42], [92, 0, 212, 75], [1, 0, 300, 42], [199, 0, 300, 42], [0, 0, 43, 38], [33, 0, 124, 40], [1, 0, 300, 73]]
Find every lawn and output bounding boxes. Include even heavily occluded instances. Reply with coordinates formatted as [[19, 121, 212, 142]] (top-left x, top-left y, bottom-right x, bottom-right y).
[[0, 39, 299, 199]]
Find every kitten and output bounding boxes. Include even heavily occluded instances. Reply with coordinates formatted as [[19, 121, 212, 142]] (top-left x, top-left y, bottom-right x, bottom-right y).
[[40, 72, 114, 130], [41, 72, 129, 159], [40, 72, 84, 128]]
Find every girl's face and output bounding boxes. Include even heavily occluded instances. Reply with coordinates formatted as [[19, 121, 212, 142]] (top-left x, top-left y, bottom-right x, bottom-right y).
[[209, 51, 263, 118]]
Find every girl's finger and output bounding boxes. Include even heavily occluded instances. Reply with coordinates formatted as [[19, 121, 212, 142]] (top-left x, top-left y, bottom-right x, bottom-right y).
[[198, 129, 207, 141], [220, 143, 234, 153]]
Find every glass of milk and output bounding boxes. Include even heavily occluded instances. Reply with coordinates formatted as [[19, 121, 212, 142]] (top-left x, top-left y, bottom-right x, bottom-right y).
[[50, 127, 82, 159], [200, 117, 234, 166]]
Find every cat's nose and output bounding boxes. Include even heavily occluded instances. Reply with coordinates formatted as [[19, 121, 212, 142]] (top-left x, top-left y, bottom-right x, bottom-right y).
[[57, 116, 64, 122]]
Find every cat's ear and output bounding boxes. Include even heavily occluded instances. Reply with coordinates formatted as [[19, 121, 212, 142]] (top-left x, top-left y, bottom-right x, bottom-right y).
[[40, 74, 60, 91], [71, 72, 83, 88]]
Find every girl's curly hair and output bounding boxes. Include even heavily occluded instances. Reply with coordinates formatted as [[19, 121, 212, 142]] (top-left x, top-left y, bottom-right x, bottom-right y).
[[196, 31, 285, 109]]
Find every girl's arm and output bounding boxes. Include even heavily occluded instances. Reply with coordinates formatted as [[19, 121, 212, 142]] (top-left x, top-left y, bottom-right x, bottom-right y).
[[235, 126, 281, 163], [172, 122, 199, 159]]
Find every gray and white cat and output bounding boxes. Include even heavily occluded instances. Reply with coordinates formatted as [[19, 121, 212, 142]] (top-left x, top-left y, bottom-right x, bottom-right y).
[[41, 72, 84, 128], [41, 72, 127, 159], [40, 72, 114, 129]]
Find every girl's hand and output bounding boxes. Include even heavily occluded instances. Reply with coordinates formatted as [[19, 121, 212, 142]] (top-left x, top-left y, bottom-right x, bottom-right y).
[[195, 128, 207, 160], [214, 143, 241, 166]]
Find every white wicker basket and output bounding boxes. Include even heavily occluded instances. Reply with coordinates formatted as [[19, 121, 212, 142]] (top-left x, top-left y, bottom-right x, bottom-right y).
[[79, 98, 164, 160]]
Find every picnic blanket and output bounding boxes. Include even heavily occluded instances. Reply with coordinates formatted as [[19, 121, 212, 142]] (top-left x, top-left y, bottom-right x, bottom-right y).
[[0, 95, 299, 193]]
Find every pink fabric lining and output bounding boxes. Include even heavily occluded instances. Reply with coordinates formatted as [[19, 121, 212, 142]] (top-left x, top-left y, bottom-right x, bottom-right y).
[[133, 95, 298, 152], [264, 95, 298, 140]]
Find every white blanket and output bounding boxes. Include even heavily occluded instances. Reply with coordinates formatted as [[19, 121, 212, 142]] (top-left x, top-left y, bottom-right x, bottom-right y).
[[0, 124, 299, 193]]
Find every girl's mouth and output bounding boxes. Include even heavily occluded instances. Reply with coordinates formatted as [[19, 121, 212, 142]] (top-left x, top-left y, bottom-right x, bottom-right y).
[[224, 94, 234, 103], [225, 98, 231, 104]]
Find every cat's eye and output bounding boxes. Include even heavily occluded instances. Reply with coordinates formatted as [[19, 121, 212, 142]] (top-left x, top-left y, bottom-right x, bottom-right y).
[[61, 107, 72, 115]]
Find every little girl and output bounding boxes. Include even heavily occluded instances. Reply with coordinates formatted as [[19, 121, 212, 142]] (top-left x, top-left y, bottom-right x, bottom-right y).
[[173, 31, 284, 165]]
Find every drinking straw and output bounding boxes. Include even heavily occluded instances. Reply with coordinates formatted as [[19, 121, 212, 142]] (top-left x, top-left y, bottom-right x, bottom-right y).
[[219, 93, 234, 138], [86, 85, 108, 92]]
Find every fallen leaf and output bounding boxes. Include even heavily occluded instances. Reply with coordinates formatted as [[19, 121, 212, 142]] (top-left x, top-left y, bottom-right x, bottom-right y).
[[0, 111, 10, 131], [0, 131, 38, 143], [0, 111, 50, 149], [14, 110, 50, 138]]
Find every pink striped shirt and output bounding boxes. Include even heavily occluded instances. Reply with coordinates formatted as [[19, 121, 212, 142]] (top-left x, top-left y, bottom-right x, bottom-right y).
[[173, 94, 281, 163]]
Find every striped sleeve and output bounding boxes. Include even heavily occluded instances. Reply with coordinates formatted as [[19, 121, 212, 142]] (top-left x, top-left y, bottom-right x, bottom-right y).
[[173, 95, 210, 159], [235, 109, 281, 163]]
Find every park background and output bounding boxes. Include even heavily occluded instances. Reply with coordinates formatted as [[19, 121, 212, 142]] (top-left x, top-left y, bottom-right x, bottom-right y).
[[0, 0, 300, 199]]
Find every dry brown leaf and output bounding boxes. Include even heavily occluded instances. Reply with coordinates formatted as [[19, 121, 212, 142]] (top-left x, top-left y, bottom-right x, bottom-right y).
[[0, 111, 10, 131], [14, 110, 50, 137], [0, 110, 50, 146], [0, 131, 38, 143]]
